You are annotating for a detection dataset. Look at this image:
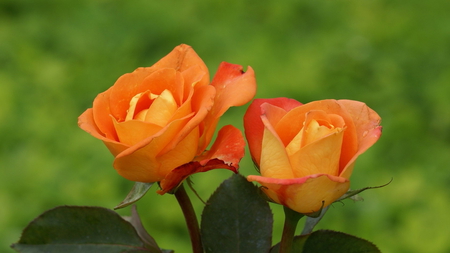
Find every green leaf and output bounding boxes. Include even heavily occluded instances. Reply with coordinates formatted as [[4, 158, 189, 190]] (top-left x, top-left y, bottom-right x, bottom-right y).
[[11, 206, 156, 253], [115, 182, 154, 210], [271, 230, 381, 253], [201, 173, 273, 253]]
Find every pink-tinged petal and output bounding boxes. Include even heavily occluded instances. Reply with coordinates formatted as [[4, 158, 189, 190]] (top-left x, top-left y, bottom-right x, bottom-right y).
[[157, 158, 238, 195], [113, 115, 197, 182], [260, 115, 294, 179], [340, 125, 382, 179], [210, 62, 257, 115], [247, 174, 350, 214], [198, 62, 257, 153], [260, 102, 288, 130], [195, 125, 245, 168], [244, 98, 302, 166], [78, 108, 129, 157], [337, 100, 382, 146], [336, 100, 382, 179]]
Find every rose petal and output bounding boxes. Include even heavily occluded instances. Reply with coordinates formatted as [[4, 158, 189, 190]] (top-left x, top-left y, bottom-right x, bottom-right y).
[[340, 125, 382, 179], [276, 100, 358, 172], [160, 84, 216, 155], [106, 44, 207, 122], [247, 174, 350, 214], [336, 100, 382, 178], [140, 68, 184, 106], [143, 89, 178, 126], [157, 158, 238, 195], [299, 110, 345, 147], [78, 108, 106, 140], [113, 118, 162, 146], [126, 91, 152, 121], [195, 125, 245, 167], [157, 125, 244, 194], [244, 98, 302, 166], [152, 44, 209, 81], [78, 108, 129, 156], [259, 115, 294, 179], [107, 67, 159, 122], [288, 126, 344, 178], [260, 102, 288, 129], [337, 100, 382, 145], [91, 89, 118, 140], [113, 115, 197, 182], [198, 62, 257, 153], [181, 64, 210, 100], [209, 62, 257, 115]]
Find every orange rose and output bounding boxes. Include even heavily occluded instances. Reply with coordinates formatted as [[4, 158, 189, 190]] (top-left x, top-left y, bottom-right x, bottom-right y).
[[244, 98, 381, 214], [78, 44, 256, 194]]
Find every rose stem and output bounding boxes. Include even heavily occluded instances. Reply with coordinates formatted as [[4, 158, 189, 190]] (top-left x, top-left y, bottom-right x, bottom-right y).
[[279, 206, 304, 253], [174, 183, 203, 253]]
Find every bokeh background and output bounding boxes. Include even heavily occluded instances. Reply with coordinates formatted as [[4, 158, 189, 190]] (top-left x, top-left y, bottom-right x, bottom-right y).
[[2, 0, 450, 252]]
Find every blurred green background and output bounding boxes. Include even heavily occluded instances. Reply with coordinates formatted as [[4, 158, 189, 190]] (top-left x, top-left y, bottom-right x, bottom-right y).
[[1, 0, 450, 252]]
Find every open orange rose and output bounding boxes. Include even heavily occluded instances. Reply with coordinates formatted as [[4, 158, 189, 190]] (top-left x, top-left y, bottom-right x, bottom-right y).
[[78, 44, 256, 194], [244, 98, 381, 214]]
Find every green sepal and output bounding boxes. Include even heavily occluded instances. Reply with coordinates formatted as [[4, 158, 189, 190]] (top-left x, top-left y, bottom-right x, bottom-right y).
[[115, 182, 154, 210], [336, 178, 393, 203]]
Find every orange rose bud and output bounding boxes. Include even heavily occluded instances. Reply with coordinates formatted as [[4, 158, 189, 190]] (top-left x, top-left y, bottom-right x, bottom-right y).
[[244, 98, 381, 214], [78, 44, 256, 193]]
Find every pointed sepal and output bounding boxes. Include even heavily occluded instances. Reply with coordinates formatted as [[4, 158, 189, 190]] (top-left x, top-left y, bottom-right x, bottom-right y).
[[115, 182, 154, 210]]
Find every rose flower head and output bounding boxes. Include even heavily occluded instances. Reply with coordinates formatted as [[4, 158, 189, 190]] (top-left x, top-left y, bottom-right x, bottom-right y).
[[78, 44, 256, 194], [244, 98, 381, 215]]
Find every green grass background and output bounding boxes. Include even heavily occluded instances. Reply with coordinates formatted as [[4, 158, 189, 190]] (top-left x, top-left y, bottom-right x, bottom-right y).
[[2, 0, 450, 252]]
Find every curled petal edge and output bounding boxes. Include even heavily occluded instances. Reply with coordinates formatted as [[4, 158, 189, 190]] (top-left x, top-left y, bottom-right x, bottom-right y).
[[247, 173, 348, 186], [340, 125, 382, 179], [248, 174, 350, 214], [244, 97, 303, 167], [157, 158, 238, 195], [157, 125, 245, 195]]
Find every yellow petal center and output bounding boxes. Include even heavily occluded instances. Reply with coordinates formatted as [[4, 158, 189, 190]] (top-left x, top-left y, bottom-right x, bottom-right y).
[[126, 89, 178, 127], [286, 114, 343, 156]]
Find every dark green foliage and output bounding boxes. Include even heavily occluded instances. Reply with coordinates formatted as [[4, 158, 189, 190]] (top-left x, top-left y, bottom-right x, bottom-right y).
[[11, 206, 157, 253], [271, 230, 380, 253], [201, 174, 273, 253]]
